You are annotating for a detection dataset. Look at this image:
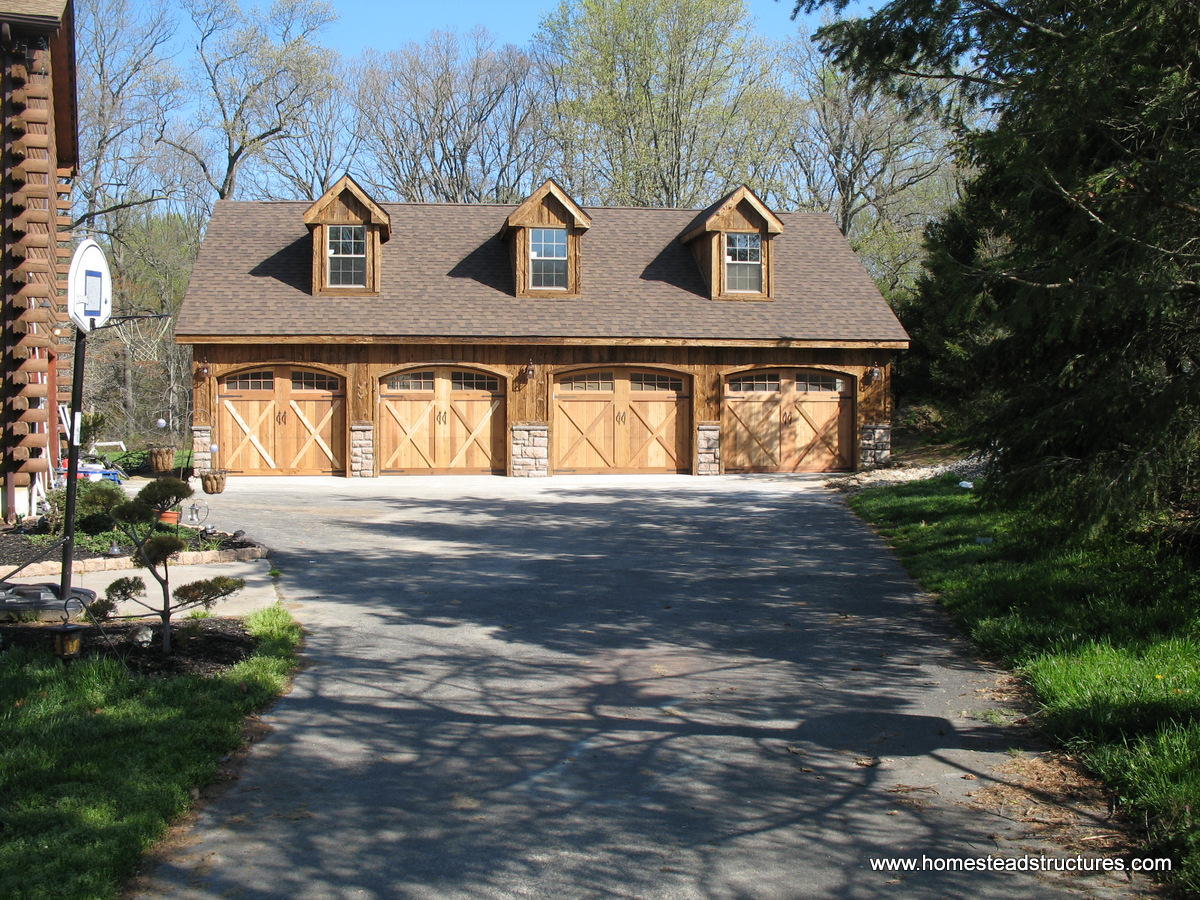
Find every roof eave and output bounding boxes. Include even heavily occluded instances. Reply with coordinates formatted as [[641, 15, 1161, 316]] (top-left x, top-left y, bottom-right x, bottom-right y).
[[178, 332, 909, 350]]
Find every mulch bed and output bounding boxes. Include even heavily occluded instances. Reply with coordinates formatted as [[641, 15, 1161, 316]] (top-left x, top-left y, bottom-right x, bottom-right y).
[[2, 524, 263, 677], [0, 617, 257, 677]]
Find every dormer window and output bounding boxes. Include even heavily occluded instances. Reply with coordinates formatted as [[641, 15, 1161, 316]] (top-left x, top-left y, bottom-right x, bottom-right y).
[[725, 233, 762, 292], [680, 186, 783, 301], [303, 175, 390, 295], [502, 180, 591, 298], [530, 228, 568, 289], [328, 225, 367, 287]]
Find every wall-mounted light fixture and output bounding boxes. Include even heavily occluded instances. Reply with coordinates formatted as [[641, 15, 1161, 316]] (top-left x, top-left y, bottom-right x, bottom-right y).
[[865, 362, 883, 385], [525, 359, 535, 380]]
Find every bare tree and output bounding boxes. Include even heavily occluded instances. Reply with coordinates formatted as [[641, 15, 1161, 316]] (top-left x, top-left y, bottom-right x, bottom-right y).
[[244, 52, 363, 200], [778, 37, 961, 294], [162, 0, 338, 205], [73, 0, 182, 234], [536, 0, 792, 208], [356, 29, 547, 203]]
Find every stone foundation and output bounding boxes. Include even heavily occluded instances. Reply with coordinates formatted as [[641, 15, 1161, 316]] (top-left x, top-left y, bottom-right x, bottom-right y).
[[349, 423, 375, 477], [511, 424, 549, 476], [191, 426, 212, 472], [860, 423, 892, 469], [697, 423, 720, 475]]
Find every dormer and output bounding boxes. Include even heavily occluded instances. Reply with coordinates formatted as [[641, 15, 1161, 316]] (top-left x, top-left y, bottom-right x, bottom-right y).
[[304, 175, 391, 295], [501, 179, 591, 298], [680, 186, 784, 301]]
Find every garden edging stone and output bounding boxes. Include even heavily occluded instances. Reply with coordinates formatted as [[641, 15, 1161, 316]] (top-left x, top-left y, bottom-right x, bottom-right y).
[[14, 541, 270, 578]]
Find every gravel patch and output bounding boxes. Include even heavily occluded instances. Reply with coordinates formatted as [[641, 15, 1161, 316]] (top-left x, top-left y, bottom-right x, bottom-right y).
[[826, 454, 991, 495]]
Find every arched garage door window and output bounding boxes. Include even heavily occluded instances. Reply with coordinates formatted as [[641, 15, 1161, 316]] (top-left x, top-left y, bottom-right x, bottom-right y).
[[723, 369, 853, 472], [218, 366, 346, 474]]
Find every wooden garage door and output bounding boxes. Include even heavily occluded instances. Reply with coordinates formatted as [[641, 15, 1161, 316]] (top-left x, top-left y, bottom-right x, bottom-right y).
[[553, 369, 691, 473], [378, 368, 506, 473], [723, 370, 853, 472], [218, 367, 346, 475]]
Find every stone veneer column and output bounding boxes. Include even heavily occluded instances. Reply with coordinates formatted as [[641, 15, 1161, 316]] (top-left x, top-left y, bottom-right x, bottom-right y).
[[860, 423, 892, 469], [191, 426, 212, 472], [696, 423, 721, 475], [349, 422, 376, 477], [511, 424, 549, 476]]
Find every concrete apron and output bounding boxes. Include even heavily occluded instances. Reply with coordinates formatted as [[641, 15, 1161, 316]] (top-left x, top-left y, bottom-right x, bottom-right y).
[[124, 475, 1147, 900]]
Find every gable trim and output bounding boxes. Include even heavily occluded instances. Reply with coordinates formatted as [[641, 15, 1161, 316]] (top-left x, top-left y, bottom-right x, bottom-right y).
[[304, 174, 391, 242], [679, 185, 783, 245], [502, 179, 591, 235]]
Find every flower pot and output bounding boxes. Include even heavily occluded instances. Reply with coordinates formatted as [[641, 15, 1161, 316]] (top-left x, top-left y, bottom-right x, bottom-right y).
[[158, 509, 181, 525], [149, 447, 175, 473], [201, 472, 227, 494]]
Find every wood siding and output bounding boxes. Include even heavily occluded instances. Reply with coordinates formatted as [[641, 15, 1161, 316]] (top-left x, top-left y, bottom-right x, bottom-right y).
[[192, 343, 893, 475]]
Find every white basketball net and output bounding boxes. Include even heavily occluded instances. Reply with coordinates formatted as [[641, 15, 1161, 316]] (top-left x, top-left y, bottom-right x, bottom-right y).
[[116, 316, 172, 362]]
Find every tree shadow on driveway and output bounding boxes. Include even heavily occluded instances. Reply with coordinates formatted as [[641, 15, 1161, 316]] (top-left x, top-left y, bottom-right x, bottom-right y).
[[134, 478, 1137, 900]]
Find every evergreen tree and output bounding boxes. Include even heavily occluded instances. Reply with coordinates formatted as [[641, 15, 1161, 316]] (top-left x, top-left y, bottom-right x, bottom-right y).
[[800, 0, 1200, 529]]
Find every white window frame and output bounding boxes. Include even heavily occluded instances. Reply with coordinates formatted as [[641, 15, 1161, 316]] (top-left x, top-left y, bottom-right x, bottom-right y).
[[327, 224, 367, 288], [725, 232, 763, 293], [529, 227, 568, 290]]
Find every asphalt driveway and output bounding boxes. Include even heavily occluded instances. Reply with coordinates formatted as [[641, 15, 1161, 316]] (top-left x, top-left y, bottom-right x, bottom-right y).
[[130, 475, 1142, 899]]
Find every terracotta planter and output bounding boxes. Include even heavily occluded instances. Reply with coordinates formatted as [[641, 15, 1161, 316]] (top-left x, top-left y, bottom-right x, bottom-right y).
[[158, 509, 181, 525], [201, 472, 227, 494], [148, 447, 175, 473]]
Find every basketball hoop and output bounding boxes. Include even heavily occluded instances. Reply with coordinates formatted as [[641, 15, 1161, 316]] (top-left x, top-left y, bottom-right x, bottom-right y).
[[115, 315, 172, 362]]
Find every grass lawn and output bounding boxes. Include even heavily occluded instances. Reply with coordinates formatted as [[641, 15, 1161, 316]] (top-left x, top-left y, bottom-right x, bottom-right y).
[[850, 475, 1200, 894], [0, 604, 302, 900]]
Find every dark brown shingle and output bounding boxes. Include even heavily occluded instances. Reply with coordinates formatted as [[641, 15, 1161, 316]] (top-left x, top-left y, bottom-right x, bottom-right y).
[[177, 201, 909, 345]]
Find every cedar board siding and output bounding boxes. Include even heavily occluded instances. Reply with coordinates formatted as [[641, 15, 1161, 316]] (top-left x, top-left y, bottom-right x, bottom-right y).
[[192, 343, 893, 476]]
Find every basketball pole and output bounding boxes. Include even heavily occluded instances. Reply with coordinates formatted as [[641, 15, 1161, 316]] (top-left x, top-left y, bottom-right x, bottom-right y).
[[58, 322, 89, 607], [55, 312, 169, 605]]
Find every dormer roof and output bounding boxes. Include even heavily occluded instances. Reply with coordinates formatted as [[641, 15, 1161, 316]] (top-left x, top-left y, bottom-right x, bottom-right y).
[[304, 175, 391, 242], [679, 185, 784, 244], [501, 179, 592, 236]]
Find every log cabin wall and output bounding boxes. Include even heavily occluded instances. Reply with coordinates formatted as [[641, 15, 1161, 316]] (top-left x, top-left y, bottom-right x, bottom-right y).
[[1, 5, 76, 519], [192, 342, 894, 477]]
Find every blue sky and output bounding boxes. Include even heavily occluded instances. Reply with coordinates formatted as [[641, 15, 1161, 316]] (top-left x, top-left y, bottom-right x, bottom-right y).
[[321, 0, 827, 56]]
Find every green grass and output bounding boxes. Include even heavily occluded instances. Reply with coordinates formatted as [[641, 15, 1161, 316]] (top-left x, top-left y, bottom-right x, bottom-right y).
[[851, 475, 1200, 892], [0, 603, 302, 900]]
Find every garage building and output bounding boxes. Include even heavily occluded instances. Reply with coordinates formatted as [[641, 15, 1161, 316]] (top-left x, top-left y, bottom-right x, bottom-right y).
[[177, 177, 908, 477]]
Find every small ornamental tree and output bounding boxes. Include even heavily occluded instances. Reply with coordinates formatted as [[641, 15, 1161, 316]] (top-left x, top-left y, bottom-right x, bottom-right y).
[[101, 477, 244, 653]]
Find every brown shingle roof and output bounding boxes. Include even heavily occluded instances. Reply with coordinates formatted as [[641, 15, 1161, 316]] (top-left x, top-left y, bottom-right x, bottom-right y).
[[177, 200, 909, 346], [0, 0, 68, 29]]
